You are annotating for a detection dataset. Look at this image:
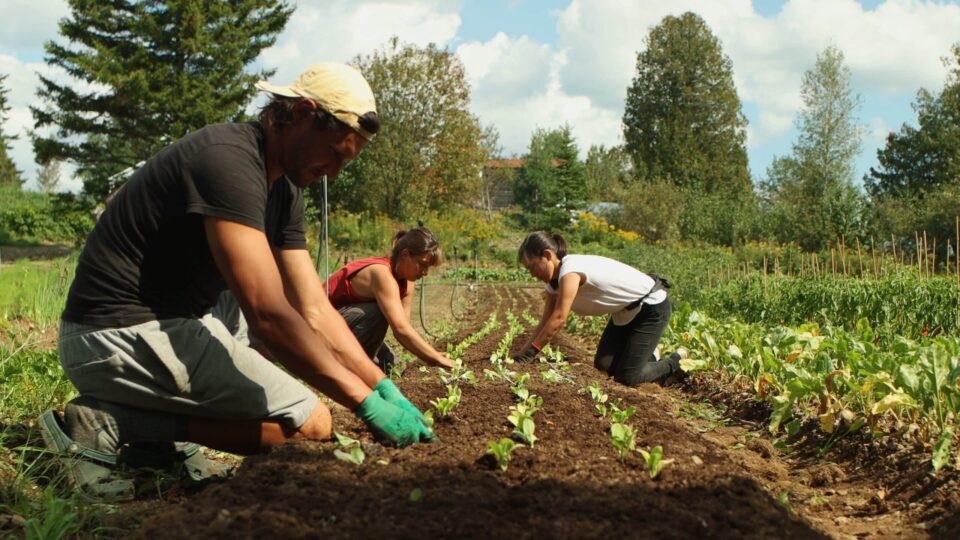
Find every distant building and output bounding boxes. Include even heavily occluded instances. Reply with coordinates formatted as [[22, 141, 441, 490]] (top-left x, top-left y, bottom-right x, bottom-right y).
[[482, 158, 561, 211]]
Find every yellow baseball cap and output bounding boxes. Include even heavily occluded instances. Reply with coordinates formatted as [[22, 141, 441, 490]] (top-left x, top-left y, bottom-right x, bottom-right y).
[[255, 62, 378, 141]]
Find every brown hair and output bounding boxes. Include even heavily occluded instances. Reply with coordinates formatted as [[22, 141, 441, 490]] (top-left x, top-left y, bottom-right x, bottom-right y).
[[517, 231, 568, 262], [390, 227, 443, 266], [258, 95, 382, 135]]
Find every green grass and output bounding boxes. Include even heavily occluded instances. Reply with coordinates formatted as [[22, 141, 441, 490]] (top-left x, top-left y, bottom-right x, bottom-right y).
[[0, 256, 75, 329]]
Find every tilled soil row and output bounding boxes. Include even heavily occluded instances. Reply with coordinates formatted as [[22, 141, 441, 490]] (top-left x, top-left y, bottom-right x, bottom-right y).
[[137, 287, 824, 539]]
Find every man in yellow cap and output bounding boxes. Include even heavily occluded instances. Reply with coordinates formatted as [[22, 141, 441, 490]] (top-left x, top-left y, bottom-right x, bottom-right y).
[[40, 62, 434, 501]]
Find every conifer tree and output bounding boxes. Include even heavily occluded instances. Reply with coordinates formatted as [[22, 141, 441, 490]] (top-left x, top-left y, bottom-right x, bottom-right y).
[[32, 0, 292, 200]]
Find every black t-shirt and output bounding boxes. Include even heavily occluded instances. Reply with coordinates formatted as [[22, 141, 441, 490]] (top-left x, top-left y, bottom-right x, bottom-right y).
[[63, 122, 306, 327]]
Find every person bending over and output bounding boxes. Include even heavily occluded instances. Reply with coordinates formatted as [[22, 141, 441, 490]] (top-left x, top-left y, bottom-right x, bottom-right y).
[[325, 227, 455, 372], [40, 62, 432, 502], [514, 231, 688, 386]]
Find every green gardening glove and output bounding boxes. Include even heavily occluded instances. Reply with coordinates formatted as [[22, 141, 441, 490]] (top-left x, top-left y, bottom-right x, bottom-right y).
[[355, 392, 434, 447], [375, 378, 429, 426]]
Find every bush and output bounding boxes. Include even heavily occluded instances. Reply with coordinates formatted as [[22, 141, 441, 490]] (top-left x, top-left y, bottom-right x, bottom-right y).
[[0, 188, 93, 246]]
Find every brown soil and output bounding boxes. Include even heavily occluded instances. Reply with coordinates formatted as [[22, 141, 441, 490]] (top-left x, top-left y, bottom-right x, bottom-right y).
[[125, 287, 956, 539]]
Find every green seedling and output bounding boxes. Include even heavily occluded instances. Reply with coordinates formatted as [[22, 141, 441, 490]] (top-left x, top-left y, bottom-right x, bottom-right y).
[[486, 438, 517, 471], [580, 381, 610, 404], [439, 359, 478, 386], [609, 404, 637, 424], [430, 384, 462, 418], [609, 422, 636, 460], [483, 362, 517, 383], [637, 445, 674, 479], [510, 373, 531, 401], [333, 432, 365, 465], [540, 368, 575, 384], [508, 407, 538, 447]]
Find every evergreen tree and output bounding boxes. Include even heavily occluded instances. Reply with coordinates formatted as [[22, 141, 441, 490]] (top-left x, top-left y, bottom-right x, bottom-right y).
[[328, 37, 485, 219], [514, 125, 584, 230], [0, 73, 23, 188], [623, 12, 750, 198], [763, 45, 864, 250], [865, 44, 960, 198], [32, 0, 292, 200]]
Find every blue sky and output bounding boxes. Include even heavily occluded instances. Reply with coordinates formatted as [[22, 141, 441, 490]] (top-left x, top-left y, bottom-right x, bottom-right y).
[[2, 0, 960, 191]]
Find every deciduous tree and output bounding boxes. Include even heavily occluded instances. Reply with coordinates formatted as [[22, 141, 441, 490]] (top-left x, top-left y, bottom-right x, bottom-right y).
[[762, 45, 865, 250], [328, 37, 485, 219]]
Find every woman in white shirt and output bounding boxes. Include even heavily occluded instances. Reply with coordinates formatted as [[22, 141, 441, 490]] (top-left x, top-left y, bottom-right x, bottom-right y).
[[514, 231, 687, 386]]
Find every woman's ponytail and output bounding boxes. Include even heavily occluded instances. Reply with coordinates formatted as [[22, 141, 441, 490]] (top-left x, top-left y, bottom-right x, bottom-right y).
[[518, 231, 568, 261]]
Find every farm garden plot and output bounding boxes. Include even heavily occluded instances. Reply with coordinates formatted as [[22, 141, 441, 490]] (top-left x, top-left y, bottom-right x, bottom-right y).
[[134, 286, 956, 539]]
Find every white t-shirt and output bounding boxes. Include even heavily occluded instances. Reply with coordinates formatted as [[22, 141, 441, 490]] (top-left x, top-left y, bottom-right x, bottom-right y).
[[545, 254, 667, 326]]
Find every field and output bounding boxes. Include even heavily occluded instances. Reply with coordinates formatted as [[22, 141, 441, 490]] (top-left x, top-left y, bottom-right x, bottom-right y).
[[3, 256, 960, 538], [125, 285, 958, 538]]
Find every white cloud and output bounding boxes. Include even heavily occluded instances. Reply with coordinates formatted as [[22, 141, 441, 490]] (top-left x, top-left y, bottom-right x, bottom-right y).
[[552, 0, 960, 148], [0, 0, 68, 56], [457, 33, 552, 105], [457, 35, 620, 157], [259, 0, 463, 85]]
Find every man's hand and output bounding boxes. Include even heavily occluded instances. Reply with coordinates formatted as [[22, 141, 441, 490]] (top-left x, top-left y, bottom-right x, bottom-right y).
[[375, 379, 429, 425], [512, 344, 541, 363], [355, 392, 434, 447]]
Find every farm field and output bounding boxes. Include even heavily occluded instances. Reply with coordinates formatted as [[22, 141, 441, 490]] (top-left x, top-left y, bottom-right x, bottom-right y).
[[125, 285, 959, 539]]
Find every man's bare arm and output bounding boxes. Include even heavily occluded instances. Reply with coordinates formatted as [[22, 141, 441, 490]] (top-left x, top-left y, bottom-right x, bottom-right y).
[[274, 247, 385, 388], [204, 217, 372, 408]]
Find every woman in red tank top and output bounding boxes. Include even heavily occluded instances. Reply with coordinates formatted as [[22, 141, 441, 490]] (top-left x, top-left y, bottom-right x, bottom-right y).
[[326, 227, 454, 371]]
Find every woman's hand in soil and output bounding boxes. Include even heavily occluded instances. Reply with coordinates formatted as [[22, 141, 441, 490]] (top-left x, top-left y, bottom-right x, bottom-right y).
[[431, 354, 455, 369], [355, 391, 435, 447]]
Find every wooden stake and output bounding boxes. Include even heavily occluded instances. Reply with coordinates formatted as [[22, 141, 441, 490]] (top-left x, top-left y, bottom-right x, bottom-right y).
[[856, 237, 864, 277], [916, 231, 922, 278]]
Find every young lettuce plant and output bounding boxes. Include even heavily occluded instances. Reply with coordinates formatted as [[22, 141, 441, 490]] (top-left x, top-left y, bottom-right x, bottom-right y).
[[439, 359, 478, 386], [508, 405, 538, 447], [486, 438, 517, 471], [333, 432, 365, 465], [430, 384, 462, 419], [609, 422, 636, 461], [637, 445, 674, 479], [581, 382, 610, 417], [510, 373, 531, 401], [609, 403, 637, 424]]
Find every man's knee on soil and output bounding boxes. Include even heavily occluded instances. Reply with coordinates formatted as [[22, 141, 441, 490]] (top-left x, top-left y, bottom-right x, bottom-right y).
[[294, 403, 332, 441]]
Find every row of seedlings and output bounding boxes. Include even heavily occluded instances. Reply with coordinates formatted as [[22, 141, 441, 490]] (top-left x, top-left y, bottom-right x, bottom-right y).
[[484, 310, 543, 471], [426, 313, 501, 424], [581, 381, 674, 478]]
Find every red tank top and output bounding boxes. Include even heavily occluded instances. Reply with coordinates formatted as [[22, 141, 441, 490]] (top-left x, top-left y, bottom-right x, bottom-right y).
[[324, 256, 409, 308]]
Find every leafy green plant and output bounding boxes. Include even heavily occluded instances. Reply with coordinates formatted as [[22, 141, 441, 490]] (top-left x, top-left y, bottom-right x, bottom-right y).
[[486, 438, 518, 471], [609, 422, 636, 460], [509, 373, 531, 401], [636, 445, 674, 479], [508, 406, 538, 447], [430, 384, 462, 419], [333, 432, 365, 465], [438, 359, 477, 386]]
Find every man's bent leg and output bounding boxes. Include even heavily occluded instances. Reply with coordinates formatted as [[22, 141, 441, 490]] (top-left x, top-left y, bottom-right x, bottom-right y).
[[185, 401, 332, 455]]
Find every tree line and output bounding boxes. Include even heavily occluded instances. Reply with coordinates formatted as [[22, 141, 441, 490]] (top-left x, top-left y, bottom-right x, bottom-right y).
[[1, 2, 959, 255]]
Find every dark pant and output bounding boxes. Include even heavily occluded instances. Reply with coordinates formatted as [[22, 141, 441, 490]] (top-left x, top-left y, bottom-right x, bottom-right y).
[[594, 300, 678, 386], [337, 302, 395, 372]]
